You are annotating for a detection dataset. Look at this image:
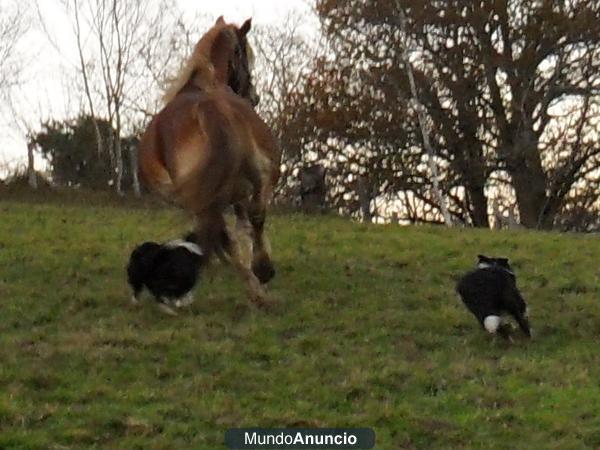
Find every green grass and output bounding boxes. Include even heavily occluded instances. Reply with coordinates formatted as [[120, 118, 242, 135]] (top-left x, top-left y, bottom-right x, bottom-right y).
[[0, 194, 599, 449]]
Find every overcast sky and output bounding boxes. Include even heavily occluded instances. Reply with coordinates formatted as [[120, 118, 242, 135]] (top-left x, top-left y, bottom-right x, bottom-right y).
[[0, 0, 314, 174]]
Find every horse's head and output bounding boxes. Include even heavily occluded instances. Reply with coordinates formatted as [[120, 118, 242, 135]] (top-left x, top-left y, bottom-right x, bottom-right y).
[[163, 16, 259, 106], [210, 16, 259, 106], [219, 17, 259, 106]]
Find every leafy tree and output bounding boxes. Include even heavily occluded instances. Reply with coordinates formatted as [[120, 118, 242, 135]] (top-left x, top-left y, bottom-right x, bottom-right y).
[[296, 0, 599, 228], [30, 115, 136, 190]]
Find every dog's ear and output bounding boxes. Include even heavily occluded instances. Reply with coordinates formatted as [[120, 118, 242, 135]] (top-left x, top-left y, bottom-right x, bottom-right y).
[[477, 254, 489, 262], [498, 257, 510, 266], [184, 232, 198, 243]]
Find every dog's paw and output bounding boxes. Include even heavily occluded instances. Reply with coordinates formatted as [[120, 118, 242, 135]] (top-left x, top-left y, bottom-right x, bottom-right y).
[[157, 302, 178, 316], [174, 294, 195, 308]]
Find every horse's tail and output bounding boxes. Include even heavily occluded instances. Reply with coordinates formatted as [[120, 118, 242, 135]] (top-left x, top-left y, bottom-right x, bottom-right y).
[[171, 99, 237, 214], [137, 117, 173, 197]]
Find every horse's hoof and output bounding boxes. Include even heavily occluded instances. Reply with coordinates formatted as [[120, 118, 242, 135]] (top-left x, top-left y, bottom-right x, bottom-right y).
[[252, 260, 275, 284], [250, 293, 280, 314]]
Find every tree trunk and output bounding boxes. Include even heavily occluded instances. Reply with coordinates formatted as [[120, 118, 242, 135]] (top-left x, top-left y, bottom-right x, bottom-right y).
[[112, 105, 124, 196], [508, 139, 553, 229], [357, 175, 373, 223], [130, 144, 141, 197], [114, 134, 123, 195], [467, 182, 489, 228], [73, 1, 105, 163], [491, 197, 503, 230], [27, 141, 37, 189], [91, 118, 105, 159], [396, 2, 453, 227]]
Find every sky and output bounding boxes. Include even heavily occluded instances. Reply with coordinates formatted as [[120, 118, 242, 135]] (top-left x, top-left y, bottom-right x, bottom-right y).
[[179, 0, 310, 24], [0, 0, 314, 176]]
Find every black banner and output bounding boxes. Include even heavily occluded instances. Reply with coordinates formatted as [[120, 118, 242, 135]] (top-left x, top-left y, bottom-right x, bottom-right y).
[[224, 428, 375, 449]]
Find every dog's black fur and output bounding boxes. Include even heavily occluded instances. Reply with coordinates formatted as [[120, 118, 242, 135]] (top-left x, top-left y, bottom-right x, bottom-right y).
[[127, 233, 205, 308], [456, 255, 531, 339]]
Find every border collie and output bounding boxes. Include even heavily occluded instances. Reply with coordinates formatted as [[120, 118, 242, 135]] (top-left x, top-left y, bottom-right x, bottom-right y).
[[127, 233, 204, 315], [456, 254, 531, 339]]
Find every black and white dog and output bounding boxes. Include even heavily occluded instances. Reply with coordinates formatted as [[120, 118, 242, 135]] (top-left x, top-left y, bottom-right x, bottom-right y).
[[456, 255, 531, 339], [127, 233, 204, 315]]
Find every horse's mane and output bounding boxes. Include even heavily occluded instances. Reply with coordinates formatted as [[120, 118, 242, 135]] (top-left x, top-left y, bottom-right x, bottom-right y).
[[163, 18, 256, 105], [162, 21, 229, 104]]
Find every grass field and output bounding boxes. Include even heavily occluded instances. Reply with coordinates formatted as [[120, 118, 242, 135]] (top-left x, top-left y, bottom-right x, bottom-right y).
[[0, 192, 599, 449]]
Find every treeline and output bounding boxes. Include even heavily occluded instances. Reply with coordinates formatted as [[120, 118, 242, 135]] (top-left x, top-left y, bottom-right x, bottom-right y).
[[2, 1, 599, 231], [271, 0, 599, 231]]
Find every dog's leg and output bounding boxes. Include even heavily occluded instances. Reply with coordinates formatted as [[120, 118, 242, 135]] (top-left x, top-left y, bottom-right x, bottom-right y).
[[505, 288, 532, 338], [484, 316, 514, 342], [496, 323, 514, 341], [183, 292, 195, 306], [175, 293, 195, 307], [130, 285, 143, 305], [157, 299, 178, 316], [514, 298, 532, 338]]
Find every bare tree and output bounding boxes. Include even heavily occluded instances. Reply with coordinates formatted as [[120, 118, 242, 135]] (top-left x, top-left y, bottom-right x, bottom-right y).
[[38, 0, 189, 195], [253, 12, 320, 139], [72, 0, 106, 171], [396, 2, 453, 226], [0, 1, 26, 95], [89, 0, 145, 195], [6, 98, 41, 189], [1, 1, 38, 188], [252, 11, 325, 199]]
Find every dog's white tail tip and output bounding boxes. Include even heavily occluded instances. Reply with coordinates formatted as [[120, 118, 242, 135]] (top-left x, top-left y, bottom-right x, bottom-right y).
[[484, 315, 501, 333]]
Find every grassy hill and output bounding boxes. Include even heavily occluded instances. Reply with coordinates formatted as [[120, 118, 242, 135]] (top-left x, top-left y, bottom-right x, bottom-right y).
[[1, 194, 599, 449]]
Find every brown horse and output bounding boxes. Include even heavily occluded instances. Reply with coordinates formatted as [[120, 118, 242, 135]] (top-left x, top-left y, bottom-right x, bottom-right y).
[[138, 17, 281, 307]]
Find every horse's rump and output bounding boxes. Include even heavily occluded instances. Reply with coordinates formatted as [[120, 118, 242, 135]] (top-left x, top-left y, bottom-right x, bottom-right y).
[[139, 89, 280, 214]]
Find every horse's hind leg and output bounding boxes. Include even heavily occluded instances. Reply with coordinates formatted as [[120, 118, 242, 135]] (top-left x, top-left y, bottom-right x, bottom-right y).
[[235, 194, 275, 285], [233, 153, 275, 284], [228, 213, 270, 306], [197, 208, 267, 306], [254, 175, 277, 284]]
